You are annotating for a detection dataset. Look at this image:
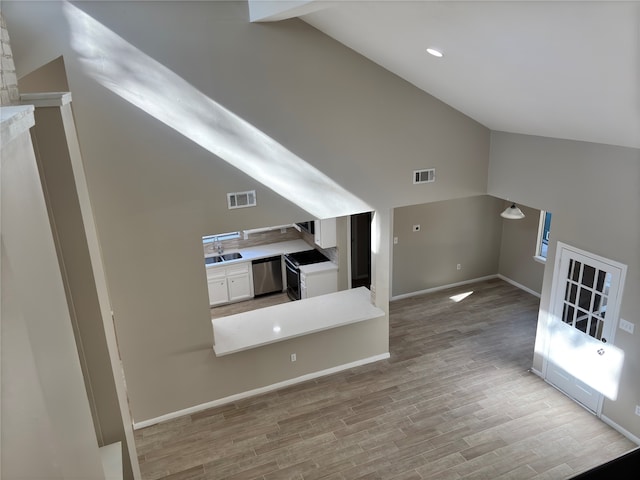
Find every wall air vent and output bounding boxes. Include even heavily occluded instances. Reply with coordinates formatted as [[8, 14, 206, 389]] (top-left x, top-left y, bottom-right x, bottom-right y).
[[413, 168, 435, 184], [227, 190, 256, 209]]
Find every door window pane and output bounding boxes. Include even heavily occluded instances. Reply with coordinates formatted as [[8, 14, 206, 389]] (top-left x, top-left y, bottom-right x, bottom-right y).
[[582, 265, 596, 288]]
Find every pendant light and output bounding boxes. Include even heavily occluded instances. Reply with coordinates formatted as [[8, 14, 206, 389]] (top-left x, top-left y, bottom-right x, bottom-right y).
[[501, 203, 525, 220]]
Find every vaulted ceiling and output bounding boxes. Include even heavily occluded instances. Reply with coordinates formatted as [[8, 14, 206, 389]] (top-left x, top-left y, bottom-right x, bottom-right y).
[[250, 0, 640, 149]]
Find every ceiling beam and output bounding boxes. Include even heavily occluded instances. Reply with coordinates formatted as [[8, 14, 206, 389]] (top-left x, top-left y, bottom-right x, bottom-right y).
[[248, 0, 325, 22]]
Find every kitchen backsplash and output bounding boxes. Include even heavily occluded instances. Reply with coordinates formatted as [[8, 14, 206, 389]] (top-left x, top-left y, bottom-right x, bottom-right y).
[[203, 226, 338, 263]]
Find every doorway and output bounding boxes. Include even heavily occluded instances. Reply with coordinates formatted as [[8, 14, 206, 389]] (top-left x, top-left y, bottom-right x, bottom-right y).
[[543, 242, 627, 413], [350, 212, 372, 289]]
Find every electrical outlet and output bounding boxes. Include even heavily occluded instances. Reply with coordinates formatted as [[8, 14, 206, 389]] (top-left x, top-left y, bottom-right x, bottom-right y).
[[635, 405, 640, 416], [290, 353, 297, 362], [457, 264, 461, 270], [413, 224, 420, 232], [619, 318, 634, 334]]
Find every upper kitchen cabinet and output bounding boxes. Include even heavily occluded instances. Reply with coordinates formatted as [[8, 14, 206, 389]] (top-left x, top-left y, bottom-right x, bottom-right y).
[[314, 218, 337, 248]]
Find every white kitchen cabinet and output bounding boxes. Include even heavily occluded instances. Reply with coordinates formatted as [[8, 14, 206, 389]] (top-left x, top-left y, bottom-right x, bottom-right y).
[[299, 262, 338, 299], [206, 261, 253, 306], [207, 276, 228, 307], [314, 217, 337, 248], [226, 263, 252, 302]]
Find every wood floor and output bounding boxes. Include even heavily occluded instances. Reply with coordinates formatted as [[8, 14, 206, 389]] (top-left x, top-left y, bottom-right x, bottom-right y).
[[134, 278, 636, 480]]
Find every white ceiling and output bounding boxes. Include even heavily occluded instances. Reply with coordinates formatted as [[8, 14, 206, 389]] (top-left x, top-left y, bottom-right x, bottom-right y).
[[250, 0, 640, 149]]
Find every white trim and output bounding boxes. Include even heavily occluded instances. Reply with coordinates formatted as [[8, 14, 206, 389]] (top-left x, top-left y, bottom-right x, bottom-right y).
[[530, 367, 544, 378], [132, 352, 390, 430], [21, 92, 72, 107], [601, 414, 640, 446], [390, 275, 498, 302], [531, 370, 639, 446], [533, 255, 546, 265], [497, 274, 541, 298], [0, 105, 35, 144], [99, 442, 123, 480], [535, 210, 546, 258]]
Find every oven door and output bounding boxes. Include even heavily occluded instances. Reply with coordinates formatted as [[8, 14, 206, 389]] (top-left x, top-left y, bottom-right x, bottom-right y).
[[284, 255, 301, 300]]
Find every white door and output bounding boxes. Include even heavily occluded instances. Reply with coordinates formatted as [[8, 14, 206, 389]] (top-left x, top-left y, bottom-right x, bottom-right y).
[[544, 242, 626, 413]]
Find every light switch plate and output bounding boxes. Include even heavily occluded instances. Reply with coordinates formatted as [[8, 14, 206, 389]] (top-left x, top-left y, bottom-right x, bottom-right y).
[[619, 318, 634, 334]]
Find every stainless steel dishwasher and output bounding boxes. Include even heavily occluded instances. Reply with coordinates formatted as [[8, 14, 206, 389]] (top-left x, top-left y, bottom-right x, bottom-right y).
[[251, 255, 283, 296]]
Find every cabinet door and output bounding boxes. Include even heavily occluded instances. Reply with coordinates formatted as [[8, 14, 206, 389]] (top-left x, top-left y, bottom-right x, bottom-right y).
[[305, 270, 338, 298], [208, 277, 228, 306], [314, 218, 337, 248], [227, 273, 252, 302]]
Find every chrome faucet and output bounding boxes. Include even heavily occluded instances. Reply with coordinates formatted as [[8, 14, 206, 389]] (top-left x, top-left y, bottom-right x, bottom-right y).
[[215, 240, 224, 254]]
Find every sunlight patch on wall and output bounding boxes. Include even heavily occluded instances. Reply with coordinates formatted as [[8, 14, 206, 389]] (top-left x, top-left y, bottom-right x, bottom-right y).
[[63, 2, 371, 220]]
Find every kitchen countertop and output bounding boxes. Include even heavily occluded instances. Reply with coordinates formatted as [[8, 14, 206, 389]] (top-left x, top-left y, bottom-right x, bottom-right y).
[[299, 261, 338, 274], [211, 286, 384, 356], [205, 239, 315, 267]]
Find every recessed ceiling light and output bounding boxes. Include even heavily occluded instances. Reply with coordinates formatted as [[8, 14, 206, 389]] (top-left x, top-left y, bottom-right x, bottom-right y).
[[426, 48, 443, 58]]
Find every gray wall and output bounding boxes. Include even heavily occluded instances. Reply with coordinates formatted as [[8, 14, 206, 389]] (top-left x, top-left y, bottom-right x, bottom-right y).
[[489, 130, 640, 440], [1, 110, 105, 480], [4, 1, 490, 423], [29, 102, 138, 479], [497, 202, 545, 295], [392, 196, 504, 297]]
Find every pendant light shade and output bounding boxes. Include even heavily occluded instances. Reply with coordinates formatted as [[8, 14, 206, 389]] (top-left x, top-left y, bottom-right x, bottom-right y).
[[501, 203, 525, 220]]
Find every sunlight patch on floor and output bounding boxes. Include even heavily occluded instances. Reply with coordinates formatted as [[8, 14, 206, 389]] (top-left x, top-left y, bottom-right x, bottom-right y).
[[449, 291, 473, 303]]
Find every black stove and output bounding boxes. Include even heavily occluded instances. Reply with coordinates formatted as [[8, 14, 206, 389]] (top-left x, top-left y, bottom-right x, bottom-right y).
[[285, 249, 330, 267], [284, 249, 330, 300]]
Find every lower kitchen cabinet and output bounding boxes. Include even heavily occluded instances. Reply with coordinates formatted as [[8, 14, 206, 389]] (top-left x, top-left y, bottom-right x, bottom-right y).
[[206, 262, 253, 306], [299, 262, 338, 299], [207, 276, 228, 306], [227, 273, 252, 302]]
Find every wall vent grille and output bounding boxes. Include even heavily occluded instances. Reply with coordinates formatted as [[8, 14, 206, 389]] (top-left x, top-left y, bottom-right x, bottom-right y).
[[413, 168, 435, 184], [227, 190, 256, 209]]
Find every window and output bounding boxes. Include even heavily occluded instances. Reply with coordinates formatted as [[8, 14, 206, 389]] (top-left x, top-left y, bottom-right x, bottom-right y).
[[535, 211, 552, 261], [203, 231, 241, 243]]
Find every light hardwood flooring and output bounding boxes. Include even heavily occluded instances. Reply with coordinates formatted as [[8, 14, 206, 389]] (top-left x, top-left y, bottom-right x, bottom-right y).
[[135, 278, 636, 479]]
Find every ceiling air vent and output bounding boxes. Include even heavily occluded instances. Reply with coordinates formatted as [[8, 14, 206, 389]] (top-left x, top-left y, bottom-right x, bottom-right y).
[[413, 168, 435, 184], [227, 190, 256, 209]]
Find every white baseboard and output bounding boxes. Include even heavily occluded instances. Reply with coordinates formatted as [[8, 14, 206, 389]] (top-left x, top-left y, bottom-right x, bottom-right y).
[[390, 275, 498, 302], [531, 370, 640, 447], [600, 415, 640, 446], [133, 352, 390, 430], [497, 274, 541, 298], [529, 367, 544, 378]]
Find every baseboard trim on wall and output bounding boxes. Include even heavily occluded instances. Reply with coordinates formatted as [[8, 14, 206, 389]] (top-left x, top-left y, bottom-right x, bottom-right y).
[[530, 367, 544, 378], [132, 352, 391, 430], [531, 366, 639, 446], [390, 275, 498, 302], [601, 415, 640, 446], [497, 274, 541, 298]]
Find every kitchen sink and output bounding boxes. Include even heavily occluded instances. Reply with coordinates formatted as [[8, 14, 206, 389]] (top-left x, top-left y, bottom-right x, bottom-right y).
[[205, 252, 243, 265], [205, 255, 225, 265]]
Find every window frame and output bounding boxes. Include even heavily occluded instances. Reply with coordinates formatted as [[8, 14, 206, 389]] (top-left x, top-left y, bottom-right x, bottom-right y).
[[203, 231, 241, 244], [534, 210, 552, 263]]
